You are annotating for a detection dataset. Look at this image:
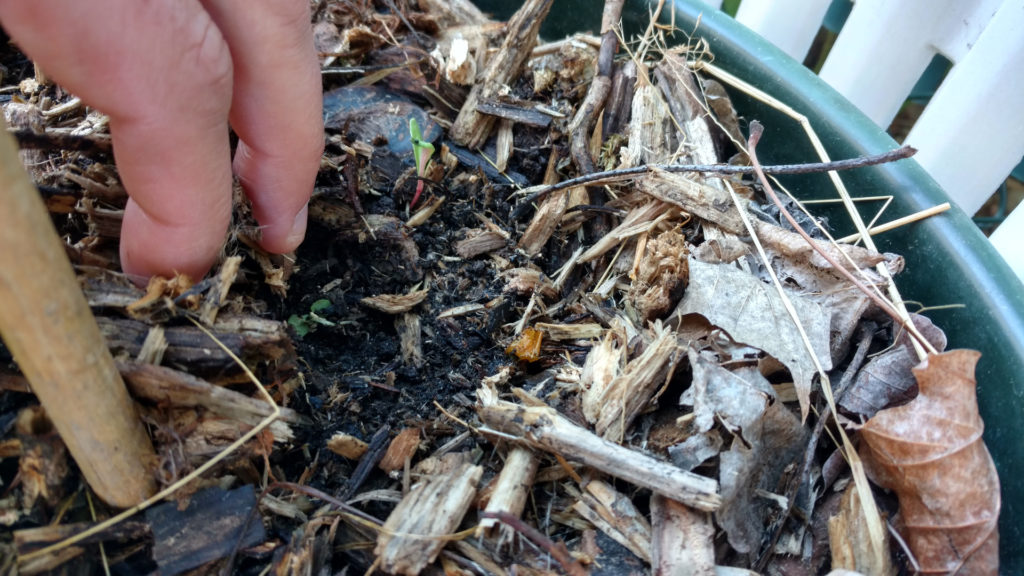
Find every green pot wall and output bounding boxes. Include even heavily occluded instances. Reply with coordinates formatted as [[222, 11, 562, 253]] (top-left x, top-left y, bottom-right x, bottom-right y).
[[474, 0, 1024, 570]]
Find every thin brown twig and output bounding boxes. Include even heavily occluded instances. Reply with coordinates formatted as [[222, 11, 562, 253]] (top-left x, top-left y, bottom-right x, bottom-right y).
[[510, 145, 916, 219], [479, 511, 587, 576], [745, 121, 936, 354], [566, 0, 624, 241]]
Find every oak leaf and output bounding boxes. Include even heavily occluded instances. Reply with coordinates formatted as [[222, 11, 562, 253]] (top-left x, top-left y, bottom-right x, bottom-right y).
[[860, 350, 999, 575]]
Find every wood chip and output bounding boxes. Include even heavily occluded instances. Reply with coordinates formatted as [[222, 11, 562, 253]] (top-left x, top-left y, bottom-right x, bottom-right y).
[[593, 321, 681, 441], [535, 322, 604, 341], [379, 427, 421, 473], [375, 462, 483, 575], [361, 288, 429, 314], [479, 447, 538, 539], [638, 169, 745, 234], [445, 37, 476, 85], [651, 494, 716, 576], [454, 228, 507, 258], [572, 479, 652, 562], [118, 361, 305, 442], [327, 432, 369, 460], [396, 313, 424, 367], [450, 0, 553, 148]]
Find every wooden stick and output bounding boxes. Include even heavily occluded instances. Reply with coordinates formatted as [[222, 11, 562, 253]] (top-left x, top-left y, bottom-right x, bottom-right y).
[[0, 125, 156, 507], [835, 203, 951, 244], [477, 397, 721, 511]]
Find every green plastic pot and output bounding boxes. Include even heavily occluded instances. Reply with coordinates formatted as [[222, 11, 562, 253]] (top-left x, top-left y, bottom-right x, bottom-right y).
[[476, 0, 1024, 569]]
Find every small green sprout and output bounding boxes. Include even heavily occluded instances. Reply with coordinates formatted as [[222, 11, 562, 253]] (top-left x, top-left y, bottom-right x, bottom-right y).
[[409, 118, 435, 207], [288, 298, 335, 338]]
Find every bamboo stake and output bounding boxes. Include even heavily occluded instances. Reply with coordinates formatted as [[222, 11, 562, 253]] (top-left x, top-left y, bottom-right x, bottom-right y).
[[0, 124, 156, 508]]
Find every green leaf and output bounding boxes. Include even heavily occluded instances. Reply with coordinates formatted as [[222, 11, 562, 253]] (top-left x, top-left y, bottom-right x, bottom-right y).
[[410, 117, 423, 142], [409, 118, 435, 176], [288, 314, 313, 338]]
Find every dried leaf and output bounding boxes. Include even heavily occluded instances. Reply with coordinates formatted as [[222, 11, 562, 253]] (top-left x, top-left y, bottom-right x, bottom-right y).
[[753, 219, 891, 271], [753, 218, 904, 363], [841, 315, 947, 418], [860, 350, 999, 575], [684, 354, 805, 554], [675, 258, 832, 419]]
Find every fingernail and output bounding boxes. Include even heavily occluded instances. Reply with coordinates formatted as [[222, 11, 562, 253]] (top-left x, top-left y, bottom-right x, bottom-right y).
[[286, 203, 309, 248]]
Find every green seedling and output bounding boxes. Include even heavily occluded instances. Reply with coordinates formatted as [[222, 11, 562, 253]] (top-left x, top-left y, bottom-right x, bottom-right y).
[[409, 117, 435, 208], [288, 298, 335, 338]]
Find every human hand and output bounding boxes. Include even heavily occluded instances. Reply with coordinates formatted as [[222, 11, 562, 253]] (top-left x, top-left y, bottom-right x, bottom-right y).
[[0, 0, 324, 283]]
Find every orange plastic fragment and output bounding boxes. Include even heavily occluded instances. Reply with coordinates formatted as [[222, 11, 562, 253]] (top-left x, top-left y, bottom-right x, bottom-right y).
[[506, 327, 543, 362]]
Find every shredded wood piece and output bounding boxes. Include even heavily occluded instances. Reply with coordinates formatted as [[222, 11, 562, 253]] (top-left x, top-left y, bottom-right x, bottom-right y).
[[360, 288, 429, 314], [375, 462, 483, 575]]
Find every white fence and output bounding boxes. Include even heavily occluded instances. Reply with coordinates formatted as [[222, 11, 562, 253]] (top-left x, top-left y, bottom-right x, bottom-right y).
[[698, 0, 1024, 280]]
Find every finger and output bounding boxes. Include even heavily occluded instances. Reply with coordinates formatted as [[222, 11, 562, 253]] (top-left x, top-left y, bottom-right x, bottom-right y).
[[201, 0, 323, 254], [0, 0, 236, 282]]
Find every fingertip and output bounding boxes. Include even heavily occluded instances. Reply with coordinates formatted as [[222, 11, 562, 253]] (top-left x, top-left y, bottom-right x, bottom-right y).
[[254, 201, 308, 254], [235, 135, 318, 254], [119, 198, 228, 285]]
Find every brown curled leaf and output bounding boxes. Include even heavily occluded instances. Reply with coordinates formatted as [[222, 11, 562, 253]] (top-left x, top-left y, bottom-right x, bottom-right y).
[[860, 350, 999, 575]]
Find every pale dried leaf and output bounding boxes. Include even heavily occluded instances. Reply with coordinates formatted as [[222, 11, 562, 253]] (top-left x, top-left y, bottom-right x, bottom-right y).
[[715, 368, 805, 555], [682, 352, 805, 554], [667, 430, 722, 472], [675, 258, 832, 419], [753, 219, 891, 271]]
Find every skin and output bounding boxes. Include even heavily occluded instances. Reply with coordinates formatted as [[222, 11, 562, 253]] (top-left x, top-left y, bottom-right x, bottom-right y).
[[0, 0, 324, 283]]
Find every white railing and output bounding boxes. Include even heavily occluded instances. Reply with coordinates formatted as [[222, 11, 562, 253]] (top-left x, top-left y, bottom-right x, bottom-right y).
[[698, 0, 1024, 281]]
